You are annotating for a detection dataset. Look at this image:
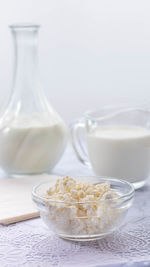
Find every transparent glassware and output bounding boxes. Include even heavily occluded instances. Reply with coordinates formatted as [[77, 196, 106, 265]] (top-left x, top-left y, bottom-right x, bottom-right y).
[[32, 176, 134, 241], [71, 106, 150, 189], [0, 24, 68, 175]]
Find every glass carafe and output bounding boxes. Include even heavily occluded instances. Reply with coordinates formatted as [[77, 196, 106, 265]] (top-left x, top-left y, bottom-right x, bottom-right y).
[[0, 24, 68, 175]]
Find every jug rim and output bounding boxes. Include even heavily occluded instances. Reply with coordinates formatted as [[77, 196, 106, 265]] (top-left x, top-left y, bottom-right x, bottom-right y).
[[84, 105, 150, 121]]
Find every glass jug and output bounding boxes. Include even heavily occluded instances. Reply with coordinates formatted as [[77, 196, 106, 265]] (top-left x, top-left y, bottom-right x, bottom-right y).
[[0, 24, 68, 175], [71, 106, 150, 189]]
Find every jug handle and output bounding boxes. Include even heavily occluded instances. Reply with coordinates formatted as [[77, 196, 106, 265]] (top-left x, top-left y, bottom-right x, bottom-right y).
[[70, 119, 91, 168]]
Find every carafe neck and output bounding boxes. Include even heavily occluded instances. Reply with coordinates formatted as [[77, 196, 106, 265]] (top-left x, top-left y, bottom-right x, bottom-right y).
[[10, 24, 40, 94]]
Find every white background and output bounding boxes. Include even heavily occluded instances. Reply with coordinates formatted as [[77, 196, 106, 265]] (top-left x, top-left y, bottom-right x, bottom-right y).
[[0, 0, 150, 122]]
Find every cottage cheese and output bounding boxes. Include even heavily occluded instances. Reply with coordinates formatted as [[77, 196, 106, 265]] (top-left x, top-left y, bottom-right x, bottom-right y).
[[42, 177, 122, 236]]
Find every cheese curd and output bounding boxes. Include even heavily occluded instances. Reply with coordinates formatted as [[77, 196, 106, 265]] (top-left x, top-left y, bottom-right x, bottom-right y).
[[42, 177, 123, 236]]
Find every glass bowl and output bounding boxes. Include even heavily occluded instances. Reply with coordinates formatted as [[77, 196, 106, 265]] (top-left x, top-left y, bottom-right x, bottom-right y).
[[32, 176, 134, 241]]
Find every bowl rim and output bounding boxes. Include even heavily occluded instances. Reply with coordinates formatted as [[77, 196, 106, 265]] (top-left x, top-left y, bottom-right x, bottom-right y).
[[32, 176, 135, 205]]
